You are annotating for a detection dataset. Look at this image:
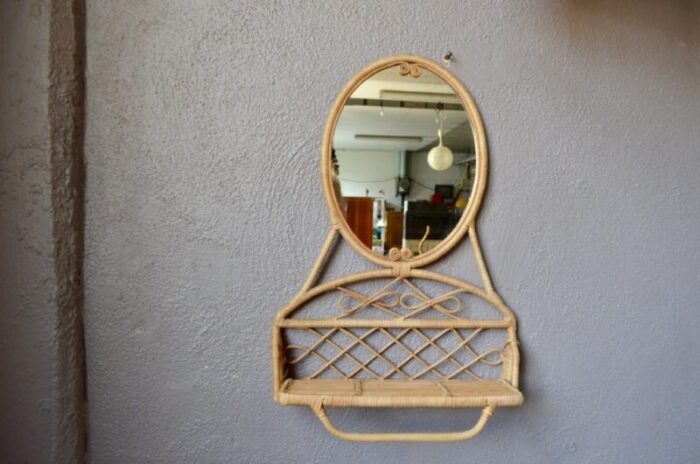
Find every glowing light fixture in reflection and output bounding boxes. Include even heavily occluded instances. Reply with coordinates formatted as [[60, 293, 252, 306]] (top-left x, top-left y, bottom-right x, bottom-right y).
[[427, 104, 453, 171]]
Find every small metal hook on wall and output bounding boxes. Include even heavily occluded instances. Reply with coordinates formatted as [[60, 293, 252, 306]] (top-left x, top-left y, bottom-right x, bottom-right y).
[[442, 51, 454, 65]]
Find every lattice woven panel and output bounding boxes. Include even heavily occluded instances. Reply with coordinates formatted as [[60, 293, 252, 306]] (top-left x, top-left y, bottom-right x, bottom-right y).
[[282, 277, 507, 381], [285, 326, 504, 381]]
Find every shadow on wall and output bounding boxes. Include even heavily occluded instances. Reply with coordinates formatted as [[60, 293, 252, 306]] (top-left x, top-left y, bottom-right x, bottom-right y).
[[561, 0, 700, 47]]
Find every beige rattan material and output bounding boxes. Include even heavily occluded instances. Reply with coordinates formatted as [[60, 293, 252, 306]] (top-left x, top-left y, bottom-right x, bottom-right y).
[[272, 55, 523, 442], [281, 379, 522, 408]]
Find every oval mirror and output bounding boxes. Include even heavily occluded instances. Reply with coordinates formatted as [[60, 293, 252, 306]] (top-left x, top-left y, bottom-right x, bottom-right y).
[[324, 56, 487, 266]]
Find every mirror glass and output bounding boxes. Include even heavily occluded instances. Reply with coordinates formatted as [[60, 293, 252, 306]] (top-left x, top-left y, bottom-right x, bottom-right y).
[[331, 64, 476, 258]]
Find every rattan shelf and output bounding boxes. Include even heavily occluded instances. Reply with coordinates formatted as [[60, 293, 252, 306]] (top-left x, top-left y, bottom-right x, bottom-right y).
[[279, 379, 523, 408]]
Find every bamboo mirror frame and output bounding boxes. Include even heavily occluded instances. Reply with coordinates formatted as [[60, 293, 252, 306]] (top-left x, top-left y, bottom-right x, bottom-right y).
[[272, 55, 523, 442], [321, 55, 488, 267]]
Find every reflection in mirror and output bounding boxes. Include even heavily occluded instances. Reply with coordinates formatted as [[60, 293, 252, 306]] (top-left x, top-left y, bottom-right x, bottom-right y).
[[332, 65, 476, 258]]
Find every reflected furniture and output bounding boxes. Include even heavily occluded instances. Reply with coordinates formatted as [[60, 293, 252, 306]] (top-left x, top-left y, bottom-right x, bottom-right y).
[[344, 197, 373, 250]]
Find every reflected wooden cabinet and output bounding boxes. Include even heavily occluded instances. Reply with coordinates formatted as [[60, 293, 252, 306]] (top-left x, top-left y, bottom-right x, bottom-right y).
[[344, 197, 373, 249], [384, 210, 404, 252]]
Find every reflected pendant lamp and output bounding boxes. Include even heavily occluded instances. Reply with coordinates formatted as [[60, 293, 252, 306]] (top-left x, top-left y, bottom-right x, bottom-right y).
[[427, 106, 453, 171]]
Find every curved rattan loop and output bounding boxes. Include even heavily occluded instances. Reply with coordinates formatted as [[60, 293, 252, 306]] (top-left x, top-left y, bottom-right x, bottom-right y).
[[312, 402, 495, 442]]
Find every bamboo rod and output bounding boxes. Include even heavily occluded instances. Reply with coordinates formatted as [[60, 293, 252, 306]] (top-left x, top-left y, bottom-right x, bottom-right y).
[[300, 227, 340, 293], [278, 318, 511, 329], [312, 402, 495, 442], [468, 224, 494, 294]]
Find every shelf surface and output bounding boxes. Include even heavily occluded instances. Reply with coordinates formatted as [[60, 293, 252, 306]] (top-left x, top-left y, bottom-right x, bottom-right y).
[[278, 379, 523, 408]]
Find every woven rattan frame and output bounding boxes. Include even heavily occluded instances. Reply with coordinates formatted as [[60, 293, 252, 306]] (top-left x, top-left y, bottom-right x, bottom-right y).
[[322, 55, 488, 267], [272, 55, 523, 442]]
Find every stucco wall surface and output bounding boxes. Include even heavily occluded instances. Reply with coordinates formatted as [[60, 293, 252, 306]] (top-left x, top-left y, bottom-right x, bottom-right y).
[[85, 1, 700, 463], [0, 1, 55, 462]]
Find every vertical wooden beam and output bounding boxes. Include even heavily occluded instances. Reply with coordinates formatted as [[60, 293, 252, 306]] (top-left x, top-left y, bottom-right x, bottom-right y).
[[49, 0, 87, 461]]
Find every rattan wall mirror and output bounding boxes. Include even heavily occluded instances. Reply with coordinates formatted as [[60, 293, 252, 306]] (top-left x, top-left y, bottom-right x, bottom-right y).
[[272, 55, 523, 442]]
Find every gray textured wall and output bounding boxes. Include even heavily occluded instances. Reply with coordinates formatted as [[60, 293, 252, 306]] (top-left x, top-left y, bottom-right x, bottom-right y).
[[1, 1, 86, 461], [85, 1, 700, 463], [0, 2, 55, 462]]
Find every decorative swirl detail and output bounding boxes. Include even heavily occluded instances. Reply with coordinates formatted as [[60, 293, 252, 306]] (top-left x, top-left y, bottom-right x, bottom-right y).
[[338, 290, 400, 316], [388, 247, 402, 261], [400, 291, 463, 317], [399, 61, 422, 78], [388, 247, 414, 261], [333, 278, 481, 320]]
